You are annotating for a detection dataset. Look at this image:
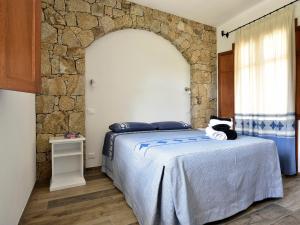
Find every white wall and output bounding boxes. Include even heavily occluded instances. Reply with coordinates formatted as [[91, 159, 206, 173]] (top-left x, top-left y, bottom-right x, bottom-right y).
[[0, 90, 36, 225], [217, 0, 300, 172], [85, 29, 190, 167], [217, 0, 300, 53]]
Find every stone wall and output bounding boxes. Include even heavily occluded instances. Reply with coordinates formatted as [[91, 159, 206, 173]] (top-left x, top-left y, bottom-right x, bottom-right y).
[[38, 0, 217, 180]]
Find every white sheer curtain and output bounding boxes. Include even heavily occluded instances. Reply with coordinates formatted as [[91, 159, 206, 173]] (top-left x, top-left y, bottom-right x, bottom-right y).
[[235, 6, 295, 116], [234, 6, 296, 175]]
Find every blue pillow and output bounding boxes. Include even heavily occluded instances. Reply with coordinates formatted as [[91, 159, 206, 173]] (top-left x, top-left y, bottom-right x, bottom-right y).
[[109, 122, 156, 133], [151, 121, 191, 130]]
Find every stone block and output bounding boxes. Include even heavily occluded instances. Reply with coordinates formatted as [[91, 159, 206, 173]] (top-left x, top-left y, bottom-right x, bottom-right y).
[[41, 43, 54, 50], [69, 112, 85, 134], [115, 0, 122, 9], [175, 36, 190, 50], [60, 57, 77, 74], [77, 30, 94, 47], [77, 13, 98, 29], [51, 56, 60, 74], [65, 13, 77, 26], [37, 153, 47, 163], [104, 6, 113, 17], [36, 96, 55, 113], [41, 50, 51, 76], [177, 21, 185, 31], [62, 28, 81, 47], [113, 8, 124, 18], [37, 114, 46, 123], [53, 44, 67, 56], [42, 0, 54, 5], [41, 23, 57, 43], [67, 0, 90, 12], [91, 27, 105, 39], [192, 70, 212, 84], [102, 0, 116, 7], [199, 49, 211, 63], [42, 111, 68, 133], [130, 5, 143, 16], [37, 161, 51, 181], [150, 20, 161, 33], [59, 96, 75, 111], [37, 134, 54, 153], [54, 0, 65, 11], [70, 27, 82, 34], [67, 47, 85, 58], [91, 3, 104, 16], [75, 96, 84, 111], [42, 77, 67, 95], [76, 59, 85, 74], [63, 75, 84, 95], [136, 16, 145, 27], [44, 7, 66, 25], [190, 50, 201, 63], [100, 16, 115, 33]]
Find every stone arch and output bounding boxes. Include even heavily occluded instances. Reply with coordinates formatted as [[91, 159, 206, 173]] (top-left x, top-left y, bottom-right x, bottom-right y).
[[37, 0, 216, 180]]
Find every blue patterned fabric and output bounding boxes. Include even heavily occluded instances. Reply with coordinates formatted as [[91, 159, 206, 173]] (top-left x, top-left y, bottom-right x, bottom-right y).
[[151, 121, 191, 130], [102, 130, 195, 160], [135, 135, 210, 151], [235, 113, 296, 175], [109, 122, 156, 133]]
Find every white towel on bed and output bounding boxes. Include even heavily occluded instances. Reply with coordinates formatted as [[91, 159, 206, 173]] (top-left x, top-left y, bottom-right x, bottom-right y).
[[205, 127, 227, 141], [209, 119, 233, 128]]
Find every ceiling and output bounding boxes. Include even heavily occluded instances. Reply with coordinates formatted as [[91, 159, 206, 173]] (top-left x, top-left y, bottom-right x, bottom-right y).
[[129, 0, 263, 27]]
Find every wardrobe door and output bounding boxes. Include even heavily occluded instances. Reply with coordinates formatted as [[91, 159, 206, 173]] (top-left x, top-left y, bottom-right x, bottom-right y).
[[218, 50, 234, 118], [0, 0, 41, 93]]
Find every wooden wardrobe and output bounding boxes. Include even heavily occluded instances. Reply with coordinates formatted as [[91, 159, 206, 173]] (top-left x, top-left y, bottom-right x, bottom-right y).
[[0, 0, 41, 93], [218, 46, 234, 118]]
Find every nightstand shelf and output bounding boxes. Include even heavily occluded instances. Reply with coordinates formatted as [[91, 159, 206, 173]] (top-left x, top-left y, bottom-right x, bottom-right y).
[[50, 171, 86, 191], [49, 136, 86, 192], [53, 149, 82, 158]]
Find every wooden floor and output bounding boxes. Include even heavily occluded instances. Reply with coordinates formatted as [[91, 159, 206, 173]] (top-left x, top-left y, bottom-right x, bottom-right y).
[[20, 169, 300, 225]]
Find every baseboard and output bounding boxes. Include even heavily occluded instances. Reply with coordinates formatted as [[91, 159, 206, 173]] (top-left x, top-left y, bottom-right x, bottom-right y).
[[85, 166, 101, 172]]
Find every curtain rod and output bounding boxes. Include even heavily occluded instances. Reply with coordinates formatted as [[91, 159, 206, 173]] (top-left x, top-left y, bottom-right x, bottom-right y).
[[221, 0, 299, 38]]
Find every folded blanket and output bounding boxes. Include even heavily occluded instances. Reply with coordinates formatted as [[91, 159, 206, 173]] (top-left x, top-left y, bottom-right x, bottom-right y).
[[212, 124, 237, 140], [212, 124, 230, 131], [209, 119, 233, 128], [205, 127, 227, 141], [224, 130, 237, 140]]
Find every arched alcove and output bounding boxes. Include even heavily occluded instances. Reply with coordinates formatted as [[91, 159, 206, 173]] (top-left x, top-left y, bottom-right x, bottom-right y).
[[85, 29, 190, 167], [37, 0, 216, 179]]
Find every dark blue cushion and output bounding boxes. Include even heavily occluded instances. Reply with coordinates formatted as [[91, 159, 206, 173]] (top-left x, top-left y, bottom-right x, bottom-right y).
[[151, 121, 191, 130], [109, 122, 156, 133]]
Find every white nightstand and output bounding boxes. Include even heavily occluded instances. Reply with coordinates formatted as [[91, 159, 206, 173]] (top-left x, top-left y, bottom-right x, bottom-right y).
[[49, 135, 86, 191]]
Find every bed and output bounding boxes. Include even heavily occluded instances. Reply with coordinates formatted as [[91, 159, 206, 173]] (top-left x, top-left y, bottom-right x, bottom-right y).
[[101, 129, 283, 225]]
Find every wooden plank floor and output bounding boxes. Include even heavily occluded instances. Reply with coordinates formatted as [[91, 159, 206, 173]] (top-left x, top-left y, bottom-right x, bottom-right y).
[[20, 169, 300, 225]]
